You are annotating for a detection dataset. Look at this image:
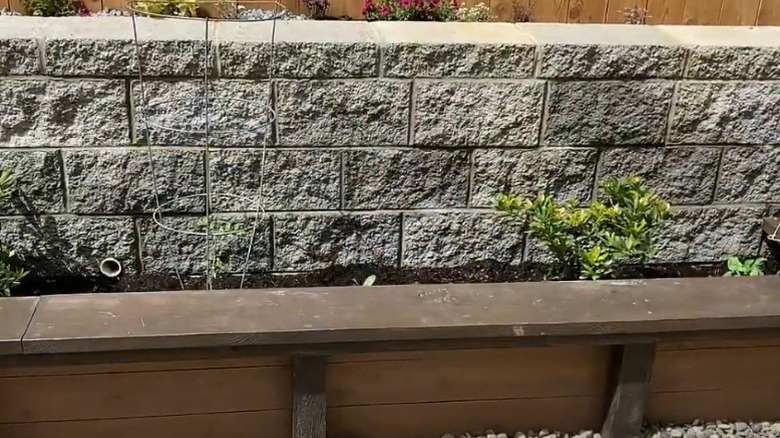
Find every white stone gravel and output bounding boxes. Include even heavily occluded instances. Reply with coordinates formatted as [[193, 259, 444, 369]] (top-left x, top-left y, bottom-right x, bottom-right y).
[[0, 8, 21, 15], [437, 422, 780, 438]]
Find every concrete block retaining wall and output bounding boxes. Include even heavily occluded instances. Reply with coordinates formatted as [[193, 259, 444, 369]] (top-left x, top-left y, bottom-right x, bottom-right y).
[[1, 17, 779, 278]]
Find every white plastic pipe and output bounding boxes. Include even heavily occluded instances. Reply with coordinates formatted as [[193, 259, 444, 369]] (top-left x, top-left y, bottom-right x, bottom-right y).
[[99, 258, 123, 278]]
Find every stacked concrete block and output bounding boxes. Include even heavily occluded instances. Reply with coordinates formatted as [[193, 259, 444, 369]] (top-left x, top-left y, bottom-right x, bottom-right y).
[[0, 16, 778, 277]]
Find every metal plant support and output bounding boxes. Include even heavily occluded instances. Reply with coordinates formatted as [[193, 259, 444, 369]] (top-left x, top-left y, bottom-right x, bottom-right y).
[[129, 1, 283, 290]]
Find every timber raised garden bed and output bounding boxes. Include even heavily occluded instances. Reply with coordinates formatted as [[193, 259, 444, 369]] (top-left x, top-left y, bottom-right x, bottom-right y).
[[1, 276, 780, 438]]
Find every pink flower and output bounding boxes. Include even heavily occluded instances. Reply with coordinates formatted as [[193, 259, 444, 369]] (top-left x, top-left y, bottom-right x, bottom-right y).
[[400, 0, 411, 7], [380, 5, 390, 14]]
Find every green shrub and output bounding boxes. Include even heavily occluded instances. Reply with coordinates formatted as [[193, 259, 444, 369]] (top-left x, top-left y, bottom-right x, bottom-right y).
[[24, 0, 77, 16], [495, 175, 672, 281], [724, 256, 765, 277], [0, 169, 27, 297]]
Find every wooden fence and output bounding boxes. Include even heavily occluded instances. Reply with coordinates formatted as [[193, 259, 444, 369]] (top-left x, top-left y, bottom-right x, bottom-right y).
[[5, 0, 780, 24], [1, 277, 780, 437]]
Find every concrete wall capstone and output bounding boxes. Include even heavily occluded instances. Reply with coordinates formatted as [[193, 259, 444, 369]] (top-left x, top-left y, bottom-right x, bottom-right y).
[[1, 17, 779, 278]]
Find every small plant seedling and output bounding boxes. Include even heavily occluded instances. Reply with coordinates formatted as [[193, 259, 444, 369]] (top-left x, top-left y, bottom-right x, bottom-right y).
[[724, 256, 765, 277]]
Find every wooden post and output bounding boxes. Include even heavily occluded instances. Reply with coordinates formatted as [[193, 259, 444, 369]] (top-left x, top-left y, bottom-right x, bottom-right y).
[[601, 343, 656, 438], [292, 355, 327, 438]]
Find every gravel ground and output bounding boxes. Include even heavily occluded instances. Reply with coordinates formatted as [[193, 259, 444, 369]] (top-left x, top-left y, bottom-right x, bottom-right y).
[[437, 422, 780, 438], [0, 7, 307, 19]]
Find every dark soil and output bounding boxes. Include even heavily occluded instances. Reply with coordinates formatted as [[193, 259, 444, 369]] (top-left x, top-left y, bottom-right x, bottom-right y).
[[13, 259, 776, 297]]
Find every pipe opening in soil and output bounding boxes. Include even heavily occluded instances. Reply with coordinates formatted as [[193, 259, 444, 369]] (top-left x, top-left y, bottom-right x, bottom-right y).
[[99, 258, 123, 278]]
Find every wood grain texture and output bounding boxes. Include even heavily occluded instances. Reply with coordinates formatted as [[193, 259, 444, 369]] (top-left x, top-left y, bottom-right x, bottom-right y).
[[329, 346, 609, 406], [329, 397, 605, 438], [651, 345, 780, 393], [605, 0, 648, 22], [292, 356, 327, 438], [0, 410, 290, 438], [757, 0, 780, 24], [645, 0, 685, 23], [647, 387, 780, 424], [568, 0, 608, 22], [20, 276, 780, 355], [601, 344, 655, 438], [0, 297, 37, 356], [718, 0, 761, 24], [0, 364, 290, 423], [683, 0, 723, 23], [529, 0, 570, 22]]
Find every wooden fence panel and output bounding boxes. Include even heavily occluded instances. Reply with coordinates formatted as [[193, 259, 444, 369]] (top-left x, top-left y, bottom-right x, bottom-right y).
[[605, 0, 648, 23], [645, 0, 685, 23], [530, 0, 570, 22], [757, 0, 780, 24], [567, 0, 608, 22], [719, 0, 760, 24], [683, 0, 723, 24]]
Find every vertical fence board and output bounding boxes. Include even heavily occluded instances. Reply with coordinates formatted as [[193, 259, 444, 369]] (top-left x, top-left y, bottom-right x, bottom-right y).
[[8, 0, 24, 13], [605, 0, 646, 23], [568, 0, 608, 22], [601, 344, 656, 438], [292, 356, 327, 438], [682, 0, 722, 23], [103, 0, 124, 11], [645, 0, 685, 23], [530, 0, 570, 22], [757, 0, 780, 24], [718, 0, 760, 24], [493, 0, 521, 21]]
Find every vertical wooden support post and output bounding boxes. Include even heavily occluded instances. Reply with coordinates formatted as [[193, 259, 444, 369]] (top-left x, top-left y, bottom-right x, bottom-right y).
[[292, 355, 327, 438], [601, 343, 656, 438]]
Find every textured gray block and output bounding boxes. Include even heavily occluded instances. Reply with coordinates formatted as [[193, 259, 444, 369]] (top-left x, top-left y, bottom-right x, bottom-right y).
[[544, 81, 674, 145], [209, 149, 341, 211], [276, 80, 410, 146], [524, 24, 685, 79], [0, 150, 63, 214], [669, 82, 780, 145], [343, 149, 469, 209], [0, 79, 128, 147], [656, 25, 780, 80], [43, 18, 213, 77], [373, 22, 535, 78], [403, 212, 523, 268], [0, 216, 136, 276], [274, 213, 400, 270], [414, 80, 543, 146], [0, 38, 39, 75], [716, 146, 780, 203], [218, 21, 379, 78], [132, 80, 271, 147], [652, 207, 763, 263], [65, 148, 204, 214], [138, 214, 270, 275], [598, 146, 720, 205], [687, 46, 780, 80], [471, 148, 597, 207]]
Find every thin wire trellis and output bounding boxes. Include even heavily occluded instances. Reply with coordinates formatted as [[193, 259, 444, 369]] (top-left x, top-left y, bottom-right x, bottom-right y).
[[129, 1, 283, 290]]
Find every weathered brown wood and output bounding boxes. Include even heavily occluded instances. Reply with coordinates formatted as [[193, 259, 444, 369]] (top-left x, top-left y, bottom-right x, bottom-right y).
[[292, 356, 326, 438], [0, 363, 290, 423], [329, 346, 609, 406], [647, 341, 780, 423], [601, 343, 656, 438], [18, 277, 780, 355], [328, 396, 605, 438], [0, 297, 38, 355], [0, 410, 291, 438]]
